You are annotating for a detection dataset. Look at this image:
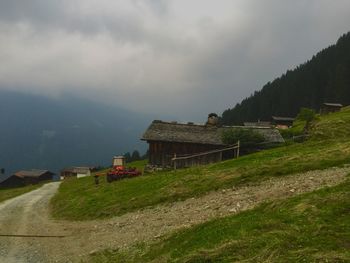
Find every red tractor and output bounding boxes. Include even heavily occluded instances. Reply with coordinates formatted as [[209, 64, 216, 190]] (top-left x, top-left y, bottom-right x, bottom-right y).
[[106, 165, 142, 183]]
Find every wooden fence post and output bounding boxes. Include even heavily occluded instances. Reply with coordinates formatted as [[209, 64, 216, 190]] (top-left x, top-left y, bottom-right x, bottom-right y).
[[173, 153, 177, 170], [237, 141, 240, 158]]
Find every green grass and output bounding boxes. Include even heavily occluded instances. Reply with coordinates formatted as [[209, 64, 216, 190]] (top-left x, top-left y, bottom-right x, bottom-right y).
[[51, 107, 350, 221], [92, 176, 350, 262], [0, 184, 43, 203]]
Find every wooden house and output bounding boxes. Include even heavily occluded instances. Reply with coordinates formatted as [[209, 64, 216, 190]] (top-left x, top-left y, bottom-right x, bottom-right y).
[[320, 103, 343, 114], [0, 170, 54, 187], [271, 116, 295, 129], [60, 167, 92, 179], [141, 117, 284, 168]]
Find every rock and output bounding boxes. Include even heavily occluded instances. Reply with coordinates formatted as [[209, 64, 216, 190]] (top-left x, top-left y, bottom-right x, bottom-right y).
[[290, 189, 295, 193], [229, 208, 236, 213]]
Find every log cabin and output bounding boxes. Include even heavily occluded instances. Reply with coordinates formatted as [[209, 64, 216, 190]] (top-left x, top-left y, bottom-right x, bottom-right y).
[[141, 115, 284, 168]]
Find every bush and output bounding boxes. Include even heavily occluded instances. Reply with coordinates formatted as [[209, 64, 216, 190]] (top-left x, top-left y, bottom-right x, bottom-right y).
[[222, 128, 265, 148], [296, 108, 316, 122]]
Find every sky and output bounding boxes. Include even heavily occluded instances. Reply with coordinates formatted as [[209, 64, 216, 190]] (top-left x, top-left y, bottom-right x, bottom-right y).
[[0, 0, 350, 121]]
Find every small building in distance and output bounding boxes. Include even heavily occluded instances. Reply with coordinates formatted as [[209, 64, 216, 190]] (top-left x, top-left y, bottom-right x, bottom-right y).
[[0, 169, 54, 188], [320, 103, 343, 114], [271, 116, 295, 129], [60, 167, 92, 180], [141, 115, 284, 168], [112, 156, 126, 166]]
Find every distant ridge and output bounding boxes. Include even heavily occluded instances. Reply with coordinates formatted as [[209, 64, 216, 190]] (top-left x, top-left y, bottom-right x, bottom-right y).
[[222, 32, 350, 125]]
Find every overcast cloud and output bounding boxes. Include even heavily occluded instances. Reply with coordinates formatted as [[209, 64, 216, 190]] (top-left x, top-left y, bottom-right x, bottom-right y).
[[0, 0, 350, 121]]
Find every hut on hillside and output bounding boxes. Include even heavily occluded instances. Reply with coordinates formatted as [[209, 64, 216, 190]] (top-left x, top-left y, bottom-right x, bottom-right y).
[[60, 167, 92, 180], [0, 170, 54, 188], [271, 116, 295, 129], [141, 115, 284, 168], [320, 103, 343, 114]]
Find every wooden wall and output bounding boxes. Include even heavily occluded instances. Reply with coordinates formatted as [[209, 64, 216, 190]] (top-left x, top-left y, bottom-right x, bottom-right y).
[[148, 141, 225, 167]]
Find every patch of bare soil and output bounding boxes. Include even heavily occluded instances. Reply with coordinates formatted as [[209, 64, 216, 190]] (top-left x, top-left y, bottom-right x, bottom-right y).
[[0, 166, 349, 262]]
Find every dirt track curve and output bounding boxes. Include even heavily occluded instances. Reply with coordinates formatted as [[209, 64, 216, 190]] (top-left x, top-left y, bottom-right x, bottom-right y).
[[0, 166, 349, 262]]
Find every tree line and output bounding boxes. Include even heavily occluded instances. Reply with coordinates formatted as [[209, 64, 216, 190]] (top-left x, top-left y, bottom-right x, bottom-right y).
[[124, 150, 148, 163], [221, 32, 350, 125]]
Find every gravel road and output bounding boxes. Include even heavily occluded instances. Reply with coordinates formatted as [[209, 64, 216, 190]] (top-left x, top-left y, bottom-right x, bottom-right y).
[[0, 166, 349, 262], [0, 182, 67, 263]]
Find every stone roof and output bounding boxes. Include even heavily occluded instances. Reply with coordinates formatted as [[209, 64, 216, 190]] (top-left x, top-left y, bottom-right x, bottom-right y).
[[243, 121, 272, 127], [0, 174, 11, 184], [323, 103, 343, 107], [272, 116, 295, 121], [14, 169, 53, 178], [141, 120, 284, 145]]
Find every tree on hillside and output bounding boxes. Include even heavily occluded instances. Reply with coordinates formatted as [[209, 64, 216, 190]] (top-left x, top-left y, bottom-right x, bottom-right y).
[[222, 128, 265, 148], [124, 152, 132, 162], [222, 32, 350, 125], [131, 150, 141, 161]]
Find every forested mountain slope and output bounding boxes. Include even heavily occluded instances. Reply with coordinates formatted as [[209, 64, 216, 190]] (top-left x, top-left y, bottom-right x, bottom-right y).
[[222, 32, 350, 124]]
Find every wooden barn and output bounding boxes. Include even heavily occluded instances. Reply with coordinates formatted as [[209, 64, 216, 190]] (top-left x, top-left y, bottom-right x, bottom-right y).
[[320, 103, 343, 114], [271, 116, 295, 129], [141, 117, 284, 168], [0, 170, 54, 188], [60, 167, 92, 180]]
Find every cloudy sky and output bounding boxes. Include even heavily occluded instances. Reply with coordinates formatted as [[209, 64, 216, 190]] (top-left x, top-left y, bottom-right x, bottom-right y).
[[0, 0, 350, 121]]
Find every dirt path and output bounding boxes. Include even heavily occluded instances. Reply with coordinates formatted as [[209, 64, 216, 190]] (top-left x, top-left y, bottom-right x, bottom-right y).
[[0, 166, 349, 262], [0, 182, 67, 263]]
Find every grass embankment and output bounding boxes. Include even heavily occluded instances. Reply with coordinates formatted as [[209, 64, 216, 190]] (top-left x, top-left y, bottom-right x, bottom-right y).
[[51, 107, 350, 220], [0, 184, 43, 203], [93, 176, 350, 262]]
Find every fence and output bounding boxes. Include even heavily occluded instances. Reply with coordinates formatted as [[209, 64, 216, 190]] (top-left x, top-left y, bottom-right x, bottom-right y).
[[171, 141, 240, 170]]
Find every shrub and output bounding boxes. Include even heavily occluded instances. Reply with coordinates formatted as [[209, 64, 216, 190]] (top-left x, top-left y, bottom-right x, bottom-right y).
[[222, 128, 265, 148], [296, 108, 316, 122]]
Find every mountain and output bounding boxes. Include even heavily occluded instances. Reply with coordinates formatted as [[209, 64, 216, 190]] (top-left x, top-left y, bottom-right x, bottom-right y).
[[0, 90, 149, 175], [222, 32, 350, 124]]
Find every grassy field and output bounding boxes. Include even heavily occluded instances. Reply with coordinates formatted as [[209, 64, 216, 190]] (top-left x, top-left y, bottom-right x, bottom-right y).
[[0, 184, 43, 203], [92, 176, 350, 262], [51, 107, 350, 221]]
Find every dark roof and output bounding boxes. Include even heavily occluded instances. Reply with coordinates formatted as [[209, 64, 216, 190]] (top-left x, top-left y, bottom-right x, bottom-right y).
[[0, 174, 12, 184], [14, 169, 53, 178], [272, 116, 295, 121], [323, 103, 343, 107], [141, 121, 284, 145]]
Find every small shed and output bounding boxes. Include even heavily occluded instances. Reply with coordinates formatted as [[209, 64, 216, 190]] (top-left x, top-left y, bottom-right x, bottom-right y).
[[112, 156, 126, 166], [60, 167, 91, 179], [141, 118, 284, 168], [271, 116, 295, 129], [320, 103, 343, 114], [1, 170, 54, 187]]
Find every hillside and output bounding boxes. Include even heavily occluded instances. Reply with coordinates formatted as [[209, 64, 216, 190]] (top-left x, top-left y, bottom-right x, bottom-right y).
[[48, 107, 350, 262], [94, 176, 350, 262], [222, 32, 350, 124], [52, 107, 350, 220]]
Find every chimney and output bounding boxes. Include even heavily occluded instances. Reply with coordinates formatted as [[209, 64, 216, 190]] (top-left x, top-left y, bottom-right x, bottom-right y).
[[206, 113, 219, 126]]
